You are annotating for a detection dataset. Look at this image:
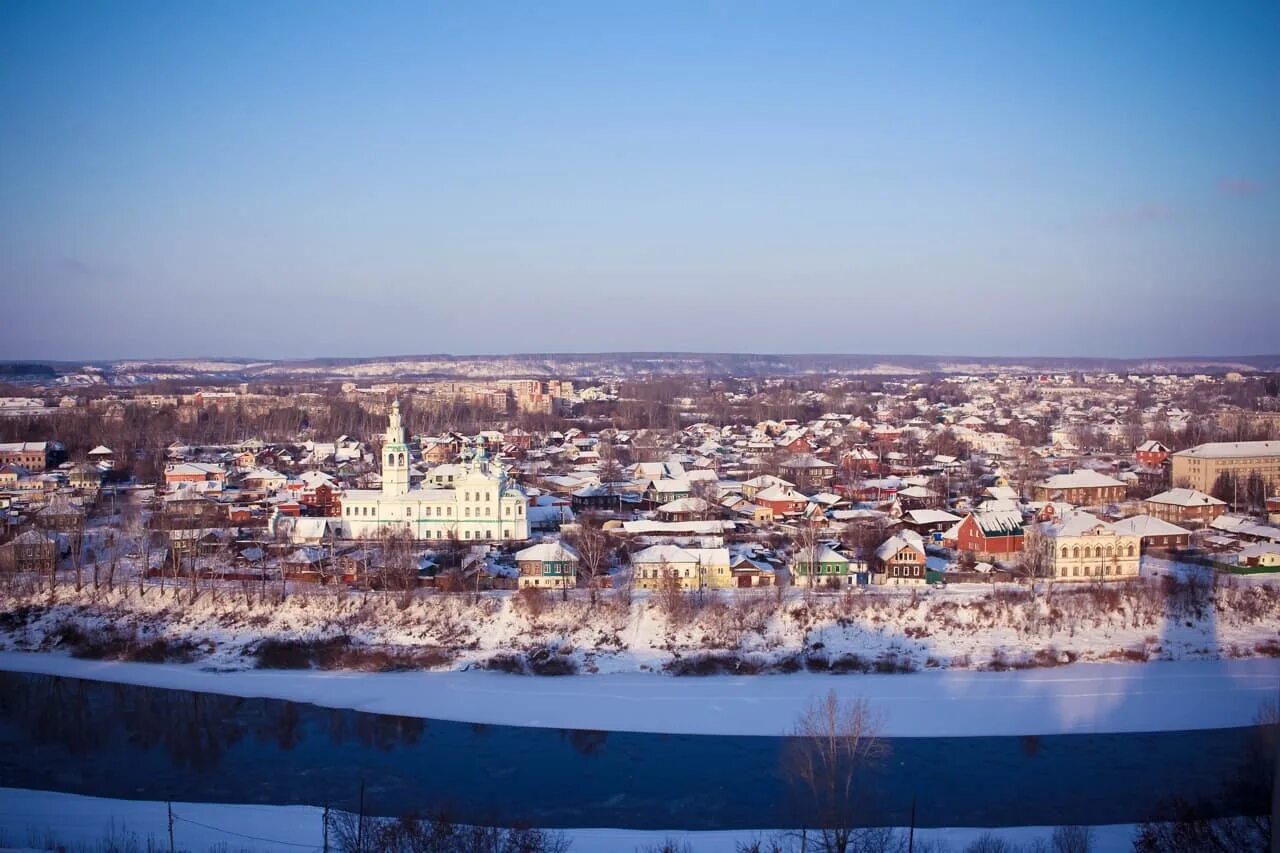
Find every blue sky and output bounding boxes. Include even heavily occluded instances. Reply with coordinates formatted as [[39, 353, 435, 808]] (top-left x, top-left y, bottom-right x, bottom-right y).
[[1, 1, 1277, 360]]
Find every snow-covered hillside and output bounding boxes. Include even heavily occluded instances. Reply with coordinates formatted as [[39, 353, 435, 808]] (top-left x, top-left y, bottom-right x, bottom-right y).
[[2, 572, 1277, 678]]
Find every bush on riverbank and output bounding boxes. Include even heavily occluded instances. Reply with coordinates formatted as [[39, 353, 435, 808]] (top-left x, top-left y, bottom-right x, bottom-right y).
[[49, 620, 202, 664], [480, 646, 579, 676], [254, 636, 454, 671]]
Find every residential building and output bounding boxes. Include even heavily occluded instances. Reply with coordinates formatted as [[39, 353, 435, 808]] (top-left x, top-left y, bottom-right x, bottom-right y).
[[164, 462, 227, 493], [954, 509, 1024, 558], [792, 544, 865, 587], [631, 544, 732, 590], [0, 441, 63, 472], [1170, 441, 1280, 494], [514, 542, 579, 590], [1135, 440, 1171, 467], [1109, 515, 1190, 552], [779, 454, 836, 491], [873, 531, 927, 586], [1037, 511, 1141, 582], [1032, 469, 1127, 505], [1142, 488, 1227, 526]]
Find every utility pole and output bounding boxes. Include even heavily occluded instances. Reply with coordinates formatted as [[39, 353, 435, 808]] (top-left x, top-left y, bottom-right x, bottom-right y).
[[356, 780, 366, 853], [322, 803, 330, 853], [908, 795, 916, 853], [167, 801, 175, 853]]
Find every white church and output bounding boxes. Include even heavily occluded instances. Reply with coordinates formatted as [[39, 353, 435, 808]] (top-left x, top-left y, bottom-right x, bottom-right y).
[[338, 401, 530, 542]]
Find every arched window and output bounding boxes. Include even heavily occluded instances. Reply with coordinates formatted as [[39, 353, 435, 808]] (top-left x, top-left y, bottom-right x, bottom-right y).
[[1072, 547, 1080, 559], [398, 452, 405, 466], [1061, 547, 1069, 559], [387, 453, 394, 466], [1095, 546, 1103, 559], [1105, 546, 1112, 557], [1127, 545, 1135, 557]]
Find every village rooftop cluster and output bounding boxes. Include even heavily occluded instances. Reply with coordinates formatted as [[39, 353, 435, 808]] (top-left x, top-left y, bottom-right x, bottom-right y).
[[1, 368, 1279, 593]]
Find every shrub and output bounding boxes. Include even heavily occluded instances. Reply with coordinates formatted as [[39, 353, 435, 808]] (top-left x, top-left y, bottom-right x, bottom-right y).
[[482, 653, 528, 675], [664, 652, 765, 676], [255, 636, 349, 669], [1254, 639, 1280, 658], [527, 646, 578, 676]]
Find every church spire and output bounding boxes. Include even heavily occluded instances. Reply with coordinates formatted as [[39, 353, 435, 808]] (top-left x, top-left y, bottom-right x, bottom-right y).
[[381, 399, 410, 497]]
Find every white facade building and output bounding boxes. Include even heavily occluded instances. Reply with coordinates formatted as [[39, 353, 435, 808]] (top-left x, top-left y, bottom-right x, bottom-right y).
[[339, 401, 530, 542]]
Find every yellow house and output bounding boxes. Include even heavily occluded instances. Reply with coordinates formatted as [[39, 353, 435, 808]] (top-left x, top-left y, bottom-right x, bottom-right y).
[[1238, 544, 1280, 569], [1038, 511, 1141, 581], [632, 544, 732, 590]]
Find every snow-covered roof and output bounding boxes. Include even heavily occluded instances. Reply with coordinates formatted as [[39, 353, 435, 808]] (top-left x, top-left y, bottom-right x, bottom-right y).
[[1039, 469, 1126, 490], [1144, 488, 1225, 508], [1172, 441, 1280, 460], [1040, 510, 1117, 538], [1109, 514, 1189, 538], [515, 542, 580, 563], [657, 497, 711, 514], [876, 532, 925, 562], [905, 509, 962, 526]]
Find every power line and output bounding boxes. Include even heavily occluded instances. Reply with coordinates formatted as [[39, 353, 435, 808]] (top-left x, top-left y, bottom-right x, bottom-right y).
[[171, 810, 322, 850]]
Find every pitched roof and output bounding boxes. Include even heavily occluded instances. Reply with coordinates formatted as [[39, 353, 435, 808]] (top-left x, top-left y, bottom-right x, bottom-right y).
[[877, 531, 926, 561], [1145, 488, 1225, 508], [969, 509, 1024, 536], [1039, 469, 1126, 490], [1109, 514, 1189, 538], [515, 542, 580, 563]]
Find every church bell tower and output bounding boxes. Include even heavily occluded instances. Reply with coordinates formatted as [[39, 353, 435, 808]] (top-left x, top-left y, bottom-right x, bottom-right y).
[[381, 399, 410, 496]]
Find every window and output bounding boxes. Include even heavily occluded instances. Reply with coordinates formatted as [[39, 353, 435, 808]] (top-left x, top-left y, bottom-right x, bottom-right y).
[[1072, 547, 1080, 558], [1061, 547, 1068, 558], [465, 507, 471, 518], [398, 452, 405, 466], [485, 530, 492, 539], [406, 507, 412, 517], [387, 453, 394, 466], [1127, 545, 1135, 557]]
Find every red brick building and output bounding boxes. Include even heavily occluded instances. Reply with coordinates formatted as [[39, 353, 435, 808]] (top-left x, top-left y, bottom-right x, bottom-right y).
[[955, 510, 1025, 557], [1135, 440, 1171, 467]]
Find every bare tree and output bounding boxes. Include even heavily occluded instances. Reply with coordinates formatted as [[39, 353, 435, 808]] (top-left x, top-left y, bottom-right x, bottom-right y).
[[786, 691, 889, 853], [1019, 522, 1055, 635], [565, 515, 614, 604], [795, 523, 824, 590]]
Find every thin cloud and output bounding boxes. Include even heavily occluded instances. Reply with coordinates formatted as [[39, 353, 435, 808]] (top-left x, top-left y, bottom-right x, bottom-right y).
[[1109, 203, 1176, 225], [61, 257, 95, 277], [1219, 177, 1261, 196]]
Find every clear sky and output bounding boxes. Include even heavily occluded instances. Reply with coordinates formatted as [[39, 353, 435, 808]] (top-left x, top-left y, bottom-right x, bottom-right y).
[[1, 1, 1277, 361]]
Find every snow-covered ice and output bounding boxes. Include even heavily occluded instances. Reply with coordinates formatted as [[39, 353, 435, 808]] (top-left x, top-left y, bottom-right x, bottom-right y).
[[3, 651, 1275, 737], [0, 787, 1141, 853]]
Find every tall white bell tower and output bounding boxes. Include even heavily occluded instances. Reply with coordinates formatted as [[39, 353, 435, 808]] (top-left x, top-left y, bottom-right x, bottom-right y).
[[381, 399, 410, 497]]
